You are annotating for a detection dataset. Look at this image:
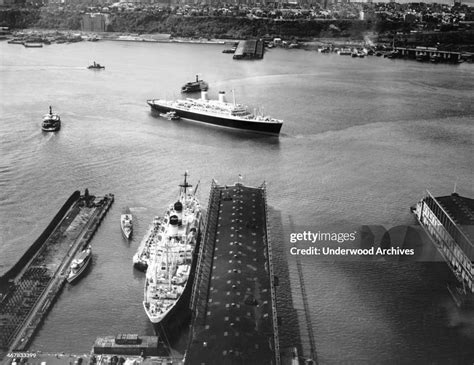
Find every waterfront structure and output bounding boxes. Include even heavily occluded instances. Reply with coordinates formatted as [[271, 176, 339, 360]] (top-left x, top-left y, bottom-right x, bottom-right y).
[[0, 191, 114, 352], [81, 13, 108, 32], [412, 191, 474, 303], [93, 334, 159, 356], [392, 47, 463, 63], [186, 180, 280, 364], [233, 39, 264, 60]]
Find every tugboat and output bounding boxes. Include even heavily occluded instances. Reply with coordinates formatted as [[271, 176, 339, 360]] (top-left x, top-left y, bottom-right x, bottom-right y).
[[67, 245, 92, 283], [88, 61, 105, 70], [121, 208, 133, 239], [181, 75, 208, 93], [159, 111, 180, 120], [42, 106, 61, 132]]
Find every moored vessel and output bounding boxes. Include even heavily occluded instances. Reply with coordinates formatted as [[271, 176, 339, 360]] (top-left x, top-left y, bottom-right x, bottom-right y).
[[42, 106, 61, 132], [24, 42, 43, 48], [143, 172, 202, 325], [133, 216, 162, 271], [181, 75, 208, 93], [147, 90, 283, 135], [121, 208, 133, 239], [67, 245, 92, 283]]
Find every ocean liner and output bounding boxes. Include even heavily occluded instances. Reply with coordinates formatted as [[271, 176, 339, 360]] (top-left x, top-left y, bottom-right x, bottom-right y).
[[147, 90, 283, 134], [143, 172, 202, 325]]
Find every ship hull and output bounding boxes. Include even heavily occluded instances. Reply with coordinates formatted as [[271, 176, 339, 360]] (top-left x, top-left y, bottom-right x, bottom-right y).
[[144, 232, 200, 333], [121, 214, 133, 239], [42, 122, 60, 132], [67, 253, 92, 283], [148, 101, 282, 135]]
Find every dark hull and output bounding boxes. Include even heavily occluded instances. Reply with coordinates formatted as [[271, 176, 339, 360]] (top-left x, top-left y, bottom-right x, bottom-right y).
[[148, 101, 282, 135], [42, 122, 61, 132], [134, 261, 147, 272]]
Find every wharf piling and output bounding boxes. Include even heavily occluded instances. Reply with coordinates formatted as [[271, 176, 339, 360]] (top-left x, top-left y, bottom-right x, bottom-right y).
[[0, 191, 114, 356], [187, 180, 280, 364]]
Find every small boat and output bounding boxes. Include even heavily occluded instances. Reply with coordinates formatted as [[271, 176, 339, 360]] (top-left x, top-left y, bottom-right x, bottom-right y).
[[67, 245, 92, 283], [7, 39, 24, 45], [133, 216, 162, 271], [88, 62, 105, 70], [42, 106, 61, 132], [121, 208, 133, 239], [338, 48, 352, 56], [181, 75, 208, 93], [351, 50, 366, 58], [24, 42, 43, 48], [159, 111, 180, 120]]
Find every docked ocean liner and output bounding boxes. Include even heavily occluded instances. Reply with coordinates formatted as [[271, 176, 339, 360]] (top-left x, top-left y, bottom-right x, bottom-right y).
[[147, 90, 283, 134], [143, 173, 202, 325]]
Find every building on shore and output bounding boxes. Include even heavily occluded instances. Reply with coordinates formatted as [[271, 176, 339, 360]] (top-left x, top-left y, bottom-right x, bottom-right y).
[[81, 13, 108, 32]]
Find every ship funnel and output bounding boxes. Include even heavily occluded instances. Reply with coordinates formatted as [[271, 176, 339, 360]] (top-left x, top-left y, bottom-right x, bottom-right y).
[[169, 215, 179, 236], [201, 91, 208, 101], [218, 91, 226, 103], [174, 201, 183, 226]]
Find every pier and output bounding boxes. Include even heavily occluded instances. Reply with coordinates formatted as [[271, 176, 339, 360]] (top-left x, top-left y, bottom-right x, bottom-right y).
[[393, 47, 462, 63], [187, 180, 279, 364], [412, 191, 474, 306], [233, 40, 264, 60], [0, 191, 114, 356]]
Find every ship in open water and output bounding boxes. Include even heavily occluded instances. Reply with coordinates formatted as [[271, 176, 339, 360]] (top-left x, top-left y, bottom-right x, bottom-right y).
[[120, 208, 133, 239], [147, 90, 283, 134], [42, 106, 61, 132], [143, 172, 202, 326]]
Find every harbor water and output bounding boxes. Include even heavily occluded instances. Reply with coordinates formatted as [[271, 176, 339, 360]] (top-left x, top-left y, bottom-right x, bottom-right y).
[[1, 40, 473, 363]]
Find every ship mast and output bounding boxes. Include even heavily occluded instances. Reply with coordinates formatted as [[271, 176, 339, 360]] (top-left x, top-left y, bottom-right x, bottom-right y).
[[179, 171, 193, 201], [166, 241, 171, 290]]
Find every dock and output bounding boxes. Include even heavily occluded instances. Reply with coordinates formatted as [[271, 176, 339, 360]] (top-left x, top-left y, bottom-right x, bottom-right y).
[[412, 191, 474, 306], [233, 40, 264, 60], [0, 190, 114, 357], [186, 180, 280, 364], [393, 47, 463, 63]]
